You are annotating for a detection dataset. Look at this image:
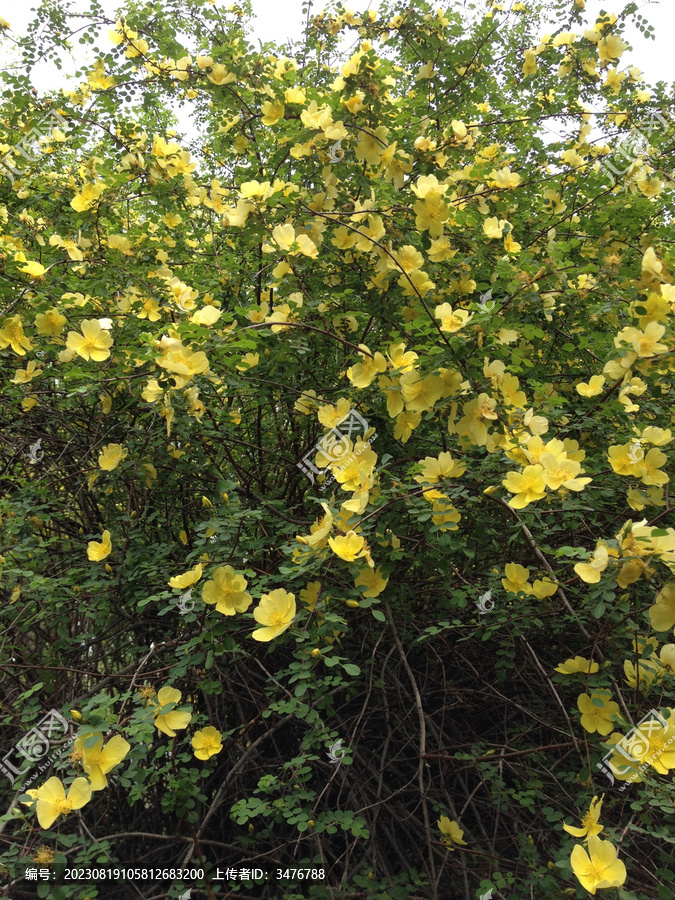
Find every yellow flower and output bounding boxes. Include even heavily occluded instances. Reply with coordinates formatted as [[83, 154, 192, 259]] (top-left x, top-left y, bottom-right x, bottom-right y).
[[355, 566, 389, 597], [529, 578, 559, 599], [329, 531, 371, 564], [414, 451, 466, 484], [347, 345, 387, 389], [0, 315, 33, 356], [236, 352, 260, 371], [400, 371, 445, 414], [487, 166, 522, 189], [12, 359, 43, 384], [607, 711, 675, 776], [98, 443, 128, 471], [427, 236, 457, 263], [660, 643, 675, 673], [35, 309, 67, 336], [638, 175, 663, 198], [317, 398, 351, 428], [294, 390, 319, 415], [299, 581, 322, 611], [434, 302, 472, 333], [574, 545, 609, 584], [70, 182, 104, 212], [432, 497, 461, 531], [397, 270, 436, 297], [387, 341, 418, 371], [261, 100, 285, 125], [483, 216, 507, 238], [394, 410, 421, 443], [539, 453, 591, 492], [19, 260, 46, 278], [202, 566, 252, 615], [623, 657, 665, 690], [341, 472, 374, 516], [437, 815, 467, 849], [413, 190, 450, 238], [649, 583, 675, 632], [192, 726, 223, 760], [251, 589, 296, 642], [576, 375, 605, 397], [640, 426, 672, 447], [561, 149, 585, 168], [73, 734, 130, 790], [608, 444, 646, 477], [35, 777, 92, 829], [389, 245, 425, 274], [598, 34, 628, 65], [502, 465, 546, 509], [168, 563, 203, 589], [150, 686, 192, 737], [577, 694, 619, 736], [87, 530, 112, 561], [157, 347, 210, 381], [642, 246, 663, 279], [87, 59, 116, 90], [570, 835, 626, 894], [563, 795, 604, 838], [354, 125, 389, 165], [640, 448, 669, 486], [615, 322, 668, 358], [412, 174, 448, 200], [616, 555, 649, 589], [603, 67, 626, 93], [523, 49, 538, 76], [107, 234, 133, 255], [296, 503, 333, 547], [207, 63, 236, 85], [554, 656, 599, 675], [502, 563, 531, 594], [66, 320, 113, 361], [504, 233, 521, 254], [190, 306, 221, 327], [332, 441, 377, 492], [285, 87, 306, 104]]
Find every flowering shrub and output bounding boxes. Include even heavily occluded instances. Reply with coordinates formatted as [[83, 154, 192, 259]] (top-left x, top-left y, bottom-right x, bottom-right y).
[[1, 0, 674, 897]]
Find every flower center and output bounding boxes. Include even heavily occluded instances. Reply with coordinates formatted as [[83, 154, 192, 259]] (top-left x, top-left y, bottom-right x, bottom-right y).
[[54, 798, 71, 816], [586, 859, 608, 882]]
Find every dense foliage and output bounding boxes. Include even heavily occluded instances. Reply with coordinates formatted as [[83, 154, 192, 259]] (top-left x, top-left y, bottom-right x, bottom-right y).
[[1, 0, 675, 897]]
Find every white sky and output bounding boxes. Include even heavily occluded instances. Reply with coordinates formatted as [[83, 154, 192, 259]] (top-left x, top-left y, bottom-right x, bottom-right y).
[[0, 0, 671, 140], [250, 0, 675, 89], [1, 0, 673, 87]]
